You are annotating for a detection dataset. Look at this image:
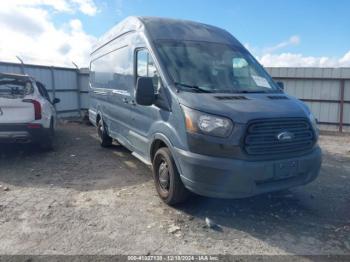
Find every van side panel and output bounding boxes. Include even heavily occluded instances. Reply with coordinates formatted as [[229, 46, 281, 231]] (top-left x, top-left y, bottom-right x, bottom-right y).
[[89, 18, 189, 161], [124, 33, 188, 160], [90, 33, 135, 148]]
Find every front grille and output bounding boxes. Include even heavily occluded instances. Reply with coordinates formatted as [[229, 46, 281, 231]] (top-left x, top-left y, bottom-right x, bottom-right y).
[[244, 118, 315, 156]]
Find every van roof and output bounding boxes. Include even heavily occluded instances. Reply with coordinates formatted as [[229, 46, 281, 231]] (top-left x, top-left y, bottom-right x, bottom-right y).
[[92, 16, 241, 54]]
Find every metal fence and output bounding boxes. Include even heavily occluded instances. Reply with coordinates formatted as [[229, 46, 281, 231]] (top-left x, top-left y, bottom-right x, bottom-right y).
[[266, 67, 350, 132], [0, 61, 349, 132], [0, 61, 89, 118]]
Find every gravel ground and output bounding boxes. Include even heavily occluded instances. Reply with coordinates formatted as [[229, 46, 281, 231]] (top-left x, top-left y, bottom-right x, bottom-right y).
[[0, 122, 349, 256]]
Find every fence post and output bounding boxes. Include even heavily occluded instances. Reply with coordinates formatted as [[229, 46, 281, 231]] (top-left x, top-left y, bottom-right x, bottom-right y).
[[76, 69, 82, 118], [16, 56, 25, 74], [339, 79, 345, 133], [50, 67, 57, 110]]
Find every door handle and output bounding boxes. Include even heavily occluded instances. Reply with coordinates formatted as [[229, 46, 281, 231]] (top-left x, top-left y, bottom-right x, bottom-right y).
[[130, 100, 136, 105], [122, 98, 129, 104]]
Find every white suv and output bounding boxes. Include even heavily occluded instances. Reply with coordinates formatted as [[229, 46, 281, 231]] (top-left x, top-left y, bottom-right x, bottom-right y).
[[0, 73, 60, 150]]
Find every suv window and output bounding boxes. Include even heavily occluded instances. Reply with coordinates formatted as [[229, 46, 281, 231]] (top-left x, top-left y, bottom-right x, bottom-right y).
[[0, 78, 33, 98], [136, 49, 161, 92], [36, 82, 51, 102]]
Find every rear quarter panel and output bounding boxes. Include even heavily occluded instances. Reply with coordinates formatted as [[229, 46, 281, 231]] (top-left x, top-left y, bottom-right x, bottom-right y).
[[39, 96, 54, 128]]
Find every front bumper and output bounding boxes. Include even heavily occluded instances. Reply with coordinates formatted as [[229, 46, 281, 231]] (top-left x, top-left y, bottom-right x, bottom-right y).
[[174, 146, 322, 198], [0, 124, 49, 143]]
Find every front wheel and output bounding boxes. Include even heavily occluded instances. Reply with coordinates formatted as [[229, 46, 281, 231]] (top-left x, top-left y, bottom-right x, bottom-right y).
[[153, 147, 190, 205], [97, 119, 112, 147]]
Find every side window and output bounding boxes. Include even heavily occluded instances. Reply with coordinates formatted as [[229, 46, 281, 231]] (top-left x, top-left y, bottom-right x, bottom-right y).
[[36, 82, 51, 102], [90, 45, 133, 91], [136, 49, 161, 92]]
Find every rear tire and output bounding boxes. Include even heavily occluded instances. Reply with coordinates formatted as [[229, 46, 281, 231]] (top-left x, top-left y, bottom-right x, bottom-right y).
[[97, 119, 112, 147], [40, 121, 54, 151], [153, 147, 190, 205]]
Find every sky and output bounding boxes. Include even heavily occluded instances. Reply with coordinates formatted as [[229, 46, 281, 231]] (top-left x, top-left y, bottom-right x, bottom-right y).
[[0, 0, 349, 68]]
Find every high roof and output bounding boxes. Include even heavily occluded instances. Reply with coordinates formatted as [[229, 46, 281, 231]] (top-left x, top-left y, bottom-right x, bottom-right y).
[[139, 16, 239, 44], [92, 16, 241, 54]]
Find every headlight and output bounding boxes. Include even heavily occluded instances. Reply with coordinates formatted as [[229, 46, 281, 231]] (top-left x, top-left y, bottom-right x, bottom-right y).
[[182, 106, 234, 137], [309, 112, 319, 137]]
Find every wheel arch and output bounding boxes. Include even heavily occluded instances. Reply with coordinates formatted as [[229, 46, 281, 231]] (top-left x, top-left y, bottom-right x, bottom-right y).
[[149, 133, 176, 163], [95, 104, 104, 126], [96, 113, 101, 126], [50, 116, 54, 128]]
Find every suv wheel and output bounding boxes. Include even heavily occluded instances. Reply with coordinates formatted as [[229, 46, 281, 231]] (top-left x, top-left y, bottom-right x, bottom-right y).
[[40, 120, 54, 151], [97, 119, 112, 147], [153, 147, 189, 205]]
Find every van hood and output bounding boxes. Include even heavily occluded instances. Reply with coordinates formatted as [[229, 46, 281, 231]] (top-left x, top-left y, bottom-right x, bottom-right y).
[[176, 92, 310, 124]]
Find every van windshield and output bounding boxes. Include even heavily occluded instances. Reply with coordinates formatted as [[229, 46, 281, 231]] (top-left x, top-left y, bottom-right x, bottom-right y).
[[156, 40, 279, 93]]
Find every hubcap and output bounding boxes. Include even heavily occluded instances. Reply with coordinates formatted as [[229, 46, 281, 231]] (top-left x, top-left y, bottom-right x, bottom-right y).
[[158, 160, 170, 191]]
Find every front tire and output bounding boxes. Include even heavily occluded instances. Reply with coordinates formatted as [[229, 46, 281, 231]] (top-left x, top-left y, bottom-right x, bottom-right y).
[[97, 119, 112, 147], [153, 147, 190, 205]]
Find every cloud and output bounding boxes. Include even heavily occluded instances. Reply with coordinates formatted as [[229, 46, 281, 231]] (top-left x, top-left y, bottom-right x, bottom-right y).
[[0, 2, 97, 67], [263, 35, 300, 53], [71, 0, 98, 16], [246, 35, 350, 67], [0, 7, 47, 37], [116, 0, 123, 16], [258, 51, 350, 67], [339, 50, 350, 65], [0, 0, 98, 16]]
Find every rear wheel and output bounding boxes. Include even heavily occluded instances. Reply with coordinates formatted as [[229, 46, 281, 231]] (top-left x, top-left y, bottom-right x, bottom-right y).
[[153, 147, 189, 205], [40, 120, 54, 151], [97, 119, 112, 147]]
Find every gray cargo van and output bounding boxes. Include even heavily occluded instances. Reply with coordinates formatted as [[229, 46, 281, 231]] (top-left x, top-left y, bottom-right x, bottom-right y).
[[89, 16, 322, 205]]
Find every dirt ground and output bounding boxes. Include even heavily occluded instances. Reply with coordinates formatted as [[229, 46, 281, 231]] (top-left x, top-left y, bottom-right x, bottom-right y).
[[0, 122, 349, 256]]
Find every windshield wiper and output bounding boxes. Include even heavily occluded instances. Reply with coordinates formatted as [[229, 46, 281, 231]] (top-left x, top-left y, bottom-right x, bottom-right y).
[[174, 82, 212, 93]]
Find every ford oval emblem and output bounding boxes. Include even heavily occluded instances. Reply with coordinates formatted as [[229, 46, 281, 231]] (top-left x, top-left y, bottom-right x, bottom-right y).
[[277, 131, 294, 141]]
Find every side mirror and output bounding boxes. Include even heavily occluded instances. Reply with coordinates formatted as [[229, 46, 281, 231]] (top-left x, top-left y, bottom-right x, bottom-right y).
[[135, 77, 155, 106], [53, 98, 60, 104], [276, 81, 284, 91]]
